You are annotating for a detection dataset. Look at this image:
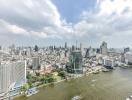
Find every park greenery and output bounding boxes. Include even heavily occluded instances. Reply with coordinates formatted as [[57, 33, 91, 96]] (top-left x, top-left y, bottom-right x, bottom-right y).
[[21, 68, 66, 92], [52, 68, 66, 79]]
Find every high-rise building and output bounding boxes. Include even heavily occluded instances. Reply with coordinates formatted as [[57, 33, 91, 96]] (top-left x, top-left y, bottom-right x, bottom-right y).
[[80, 43, 82, 51], [32, 57, 40, 70], [0, 60, 26, 96], [10, 44, 15, 55], [96, 48, 100, 53], [124, 47, 130, 53], [100, 41, 108, 55], [64, 42, 68, 57], [34, 45, 39, 52], [85, 47, 96, 58], [66, 50, 83, 74], [71, 45, 75, 51], [125, 52, 132, 65], [26, 47, 32, 57], [65, 42, 67, 49]]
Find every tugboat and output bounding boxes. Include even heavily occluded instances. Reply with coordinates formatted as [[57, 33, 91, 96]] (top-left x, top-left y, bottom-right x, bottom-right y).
[[71, 95, 82, 100], [102, 69, 110, 72], [26, 87, 39, 97], [126, 95, 132, 100], [93, 70, 99, 74]]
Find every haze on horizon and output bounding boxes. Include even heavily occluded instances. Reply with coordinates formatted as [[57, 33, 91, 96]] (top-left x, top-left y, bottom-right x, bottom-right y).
[[0, 0, 132, 48]]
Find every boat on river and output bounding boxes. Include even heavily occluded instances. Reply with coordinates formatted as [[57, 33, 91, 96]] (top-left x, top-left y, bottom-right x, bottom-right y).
[[26, 87, 39, 97], [71, 95, 82, 100], [126, 95, 132, 100]]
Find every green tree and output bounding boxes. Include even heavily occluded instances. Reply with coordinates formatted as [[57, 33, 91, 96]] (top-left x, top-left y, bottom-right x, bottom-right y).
[[39, 75, 47, 83], [48, 77, 55, 83], [28, 81, 33, 88], [58, 71, 66, 79], [45, 73, 55, 83], [35, 72, 40, 76], [20, 84, 29, 94]]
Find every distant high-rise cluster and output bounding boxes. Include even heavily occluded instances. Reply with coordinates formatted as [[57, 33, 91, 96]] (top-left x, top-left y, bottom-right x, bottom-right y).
[[1, 40, 132, 99]]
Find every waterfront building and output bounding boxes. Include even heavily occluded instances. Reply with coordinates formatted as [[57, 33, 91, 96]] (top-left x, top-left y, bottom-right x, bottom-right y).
[[66, 50, 83, 74], [125, 52, 132, 65], [102, 57, 115, 68], [100, 41, 108, 55], [0, 60, 26, 96]]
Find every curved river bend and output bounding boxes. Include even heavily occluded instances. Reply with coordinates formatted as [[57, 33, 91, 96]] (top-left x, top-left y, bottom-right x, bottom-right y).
[[14, 67, 132, 100]]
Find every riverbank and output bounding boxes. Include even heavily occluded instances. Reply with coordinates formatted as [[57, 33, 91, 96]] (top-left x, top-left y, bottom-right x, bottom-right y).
[[37, 66, 106, 88], [14, 67, 132, 100], [14, 66, 109, 99]]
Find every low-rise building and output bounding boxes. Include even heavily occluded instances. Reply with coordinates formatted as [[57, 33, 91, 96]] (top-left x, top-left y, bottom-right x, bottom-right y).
[[102, 57, 115, 68]]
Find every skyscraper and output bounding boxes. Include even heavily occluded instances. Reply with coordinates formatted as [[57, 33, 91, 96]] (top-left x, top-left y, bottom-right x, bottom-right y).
[[34, 45, 39, 52], [66, 50, 83, 74], [65, 42, 68, 57], [80, 43, 82, 51], [32, 57, 40, 70], [65, 42, 67, 49], [100, 41, 108, 55]]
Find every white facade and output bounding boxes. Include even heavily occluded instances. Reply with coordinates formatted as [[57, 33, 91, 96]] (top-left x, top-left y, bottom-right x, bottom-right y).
[[0, 60, 26, 95], [102, 57, 115, 67], [125, 52, 132, 64]]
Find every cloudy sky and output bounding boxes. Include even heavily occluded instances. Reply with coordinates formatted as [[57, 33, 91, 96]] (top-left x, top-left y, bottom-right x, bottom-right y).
[[0, 0, 132, 48]]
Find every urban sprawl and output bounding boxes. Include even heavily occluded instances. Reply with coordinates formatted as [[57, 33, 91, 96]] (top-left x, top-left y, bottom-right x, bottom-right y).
[[0, 41, 132, 99]]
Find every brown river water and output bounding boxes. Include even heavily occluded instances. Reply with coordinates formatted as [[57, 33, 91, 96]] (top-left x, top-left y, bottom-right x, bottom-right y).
[[14, 67, 132, 100]]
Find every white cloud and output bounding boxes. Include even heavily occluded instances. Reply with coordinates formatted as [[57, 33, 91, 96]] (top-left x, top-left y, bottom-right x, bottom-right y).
[[0, 0, 74, 41], [74, 0, 132, 41], [0, 19, 29, 36], [98, 0, 132, 16], [0, 0, 132, 47]]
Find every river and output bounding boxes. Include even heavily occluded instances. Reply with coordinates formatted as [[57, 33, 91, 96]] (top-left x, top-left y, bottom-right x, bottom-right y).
[[14, 67, 132, 100]]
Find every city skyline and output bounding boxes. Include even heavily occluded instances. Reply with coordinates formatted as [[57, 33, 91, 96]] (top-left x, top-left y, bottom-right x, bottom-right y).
[[1, 1, 132, 100], [0, 0, 132, 48]]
